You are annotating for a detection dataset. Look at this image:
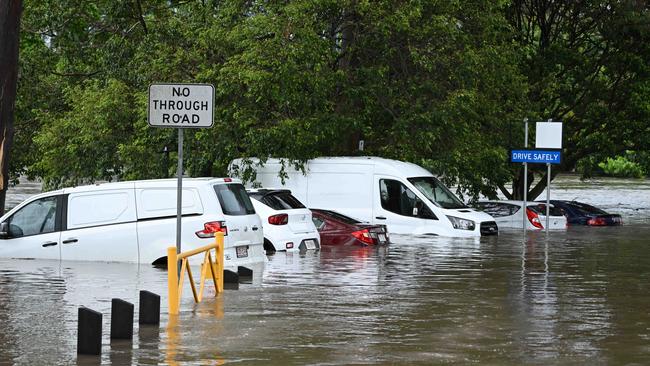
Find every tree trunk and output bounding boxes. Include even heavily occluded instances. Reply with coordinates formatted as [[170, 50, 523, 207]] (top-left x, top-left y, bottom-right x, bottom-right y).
[[0, 0, 22, 214]]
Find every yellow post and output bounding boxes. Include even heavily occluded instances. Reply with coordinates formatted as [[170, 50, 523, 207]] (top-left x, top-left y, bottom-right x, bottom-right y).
[[215, 231, 224, 293], [167, 247, 179, 315]]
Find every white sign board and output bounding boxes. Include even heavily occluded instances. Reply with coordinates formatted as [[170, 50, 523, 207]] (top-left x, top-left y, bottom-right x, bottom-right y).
[[148, 83, 214, 128], [535, 122, 563, 149]]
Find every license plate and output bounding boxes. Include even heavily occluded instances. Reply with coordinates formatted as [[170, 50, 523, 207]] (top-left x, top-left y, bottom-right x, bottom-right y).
[[378, 234, 387, 242], [304, 239, 316, 250], [236, 246, 248, 258]]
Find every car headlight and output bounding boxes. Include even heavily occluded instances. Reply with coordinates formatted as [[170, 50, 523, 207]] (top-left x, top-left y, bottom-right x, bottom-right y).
[[446, 216, 475, 231]]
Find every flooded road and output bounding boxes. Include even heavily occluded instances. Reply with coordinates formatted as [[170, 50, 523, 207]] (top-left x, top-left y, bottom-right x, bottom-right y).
[[1, 176, 649, 365]]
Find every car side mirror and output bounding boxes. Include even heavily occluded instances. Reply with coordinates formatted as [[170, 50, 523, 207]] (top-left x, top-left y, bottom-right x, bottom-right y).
[[0, 222, 9, 239]]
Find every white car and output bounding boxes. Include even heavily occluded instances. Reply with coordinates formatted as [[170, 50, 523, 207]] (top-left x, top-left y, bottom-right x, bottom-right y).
[[247, 189, 320, 253], [0, 178, 266, 273], [474, 201, 567, 230]]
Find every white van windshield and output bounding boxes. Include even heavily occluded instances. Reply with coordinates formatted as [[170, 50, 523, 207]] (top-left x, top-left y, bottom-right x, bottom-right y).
[[407, 177, 467, 209]]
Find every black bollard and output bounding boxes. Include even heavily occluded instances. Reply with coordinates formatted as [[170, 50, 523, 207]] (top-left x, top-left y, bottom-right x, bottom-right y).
[[77, 307, 102, 355], [138, 291, 160, 325], [223, 269, 239, 290], [110, 299, 134, 340]]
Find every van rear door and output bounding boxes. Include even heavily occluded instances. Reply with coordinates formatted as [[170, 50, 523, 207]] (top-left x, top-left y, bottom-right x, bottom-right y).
[[213, 183, 263, 257]]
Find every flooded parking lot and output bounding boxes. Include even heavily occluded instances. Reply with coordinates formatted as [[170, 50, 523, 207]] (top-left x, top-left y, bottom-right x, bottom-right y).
[[1, 175, 649, 365]]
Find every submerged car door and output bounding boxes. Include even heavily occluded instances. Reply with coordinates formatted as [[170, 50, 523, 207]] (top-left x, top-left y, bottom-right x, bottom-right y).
[[372, 176, 438, 234], [60, 187, 139, 262], [0, 195, 63, 260]]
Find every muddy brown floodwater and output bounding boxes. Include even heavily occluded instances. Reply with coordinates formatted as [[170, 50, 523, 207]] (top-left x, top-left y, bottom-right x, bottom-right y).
[[1, 175, 649, 365]]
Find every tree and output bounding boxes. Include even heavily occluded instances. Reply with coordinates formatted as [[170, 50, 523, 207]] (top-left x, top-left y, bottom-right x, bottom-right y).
[[502, 0, 650, 200], [0, 0, 22, 213], [13, 0, 650, 204]]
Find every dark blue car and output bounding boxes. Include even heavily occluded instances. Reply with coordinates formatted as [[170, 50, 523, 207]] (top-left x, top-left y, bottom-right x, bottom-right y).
[[545, 200, 623, 226]]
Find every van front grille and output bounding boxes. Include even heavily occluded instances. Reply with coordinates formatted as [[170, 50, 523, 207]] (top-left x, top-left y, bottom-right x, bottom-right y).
[[480, 221, 498, 236]]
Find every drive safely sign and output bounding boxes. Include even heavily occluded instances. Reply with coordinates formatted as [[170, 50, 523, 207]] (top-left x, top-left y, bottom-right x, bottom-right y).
[[511, 149, 561, 164], [148, 83, 214, 128]]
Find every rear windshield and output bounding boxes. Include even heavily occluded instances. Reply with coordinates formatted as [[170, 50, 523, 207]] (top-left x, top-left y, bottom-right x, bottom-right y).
[[314, 209, 361, 225], [567, 202, 608, 215], [474, 202, 520, 217], [252, 192, 305, 210], [528, 204, 564, 217], [213, 183, 256, 216]]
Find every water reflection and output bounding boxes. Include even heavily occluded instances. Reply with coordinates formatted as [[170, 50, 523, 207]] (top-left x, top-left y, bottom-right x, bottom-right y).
[[1, 224, 650, 364]]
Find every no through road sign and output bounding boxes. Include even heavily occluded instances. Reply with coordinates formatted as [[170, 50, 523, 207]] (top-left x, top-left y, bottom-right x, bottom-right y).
[[148, 83, 214, 128]]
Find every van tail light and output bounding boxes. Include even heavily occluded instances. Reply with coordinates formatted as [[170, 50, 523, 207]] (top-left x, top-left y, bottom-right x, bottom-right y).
[[526, 208, 544, 229], [587, 217, 606, 226], [351, 229, 374, 245], [223, 178, 232, 182], [195, 221, 228, 238], [268, 214, 288, 225]]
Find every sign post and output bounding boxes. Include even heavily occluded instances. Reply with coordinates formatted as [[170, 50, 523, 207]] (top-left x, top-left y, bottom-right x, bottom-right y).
[[523, 118, 528, 232], [148, 83, 214, 257], [536, 120, 562, 233], [511, 120, 562, 233]]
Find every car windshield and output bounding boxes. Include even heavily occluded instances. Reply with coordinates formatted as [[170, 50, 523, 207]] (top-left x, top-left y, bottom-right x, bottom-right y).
[[407, 177, 467, 209], [251, 191, 306, 210], [529, 204, 564, 217], [474, 202, 519, 218], [567, 201, 608, 215], [213, 183, 256, 216], [315, 209, 361, 224]]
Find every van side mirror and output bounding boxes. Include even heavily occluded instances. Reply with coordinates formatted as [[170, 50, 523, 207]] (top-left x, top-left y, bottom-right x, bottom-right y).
[[0, 222, 9, 239], [413, 200, 424, 217], [415, 204, 438, 220]]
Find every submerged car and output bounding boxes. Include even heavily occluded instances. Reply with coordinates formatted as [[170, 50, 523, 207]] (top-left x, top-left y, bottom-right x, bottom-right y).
[[310, 209, 389, 246], [247, 189, 320, 253], [474, 201, 567, 230], [544, 200, 623, 226]]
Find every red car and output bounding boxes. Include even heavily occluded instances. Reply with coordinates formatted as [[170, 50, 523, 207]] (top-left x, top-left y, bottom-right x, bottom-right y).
[[310, 209, 389, 246]]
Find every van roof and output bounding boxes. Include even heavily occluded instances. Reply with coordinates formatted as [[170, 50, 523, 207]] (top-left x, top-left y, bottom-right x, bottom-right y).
[[60, 177, 241, 193], [233, 156, 434, 178]]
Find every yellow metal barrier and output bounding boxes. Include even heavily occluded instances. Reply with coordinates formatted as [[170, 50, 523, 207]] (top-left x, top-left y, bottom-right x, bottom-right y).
[[167, 231, 224, 315]]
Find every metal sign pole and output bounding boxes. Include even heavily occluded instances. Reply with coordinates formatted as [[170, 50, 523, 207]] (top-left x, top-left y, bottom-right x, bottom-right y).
[[546, 162, 551, 233], [523, 118, 528, 233], [545, 119, 552, 234], [148, 83, 214, 276], [176, 128, 183, 258]]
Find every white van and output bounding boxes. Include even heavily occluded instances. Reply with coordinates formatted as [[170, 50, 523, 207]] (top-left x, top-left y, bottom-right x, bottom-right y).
[[230, 157, 498, 237], [0, 178, 265, 271]]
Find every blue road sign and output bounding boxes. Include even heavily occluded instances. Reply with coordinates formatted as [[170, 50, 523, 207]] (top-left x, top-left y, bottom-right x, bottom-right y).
[[511, 149, 561, 164]]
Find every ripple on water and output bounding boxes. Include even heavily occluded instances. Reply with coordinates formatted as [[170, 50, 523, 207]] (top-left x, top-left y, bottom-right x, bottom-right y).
[[1, 206, 650, 363]]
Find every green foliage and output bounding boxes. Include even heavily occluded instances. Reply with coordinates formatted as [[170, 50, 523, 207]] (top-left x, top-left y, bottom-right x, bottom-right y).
[[598, 156, 646, 178], [11, 0, 650, 200]]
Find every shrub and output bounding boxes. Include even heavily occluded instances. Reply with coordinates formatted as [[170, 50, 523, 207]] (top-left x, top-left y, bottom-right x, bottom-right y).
[[598, 156, 646, 178]]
